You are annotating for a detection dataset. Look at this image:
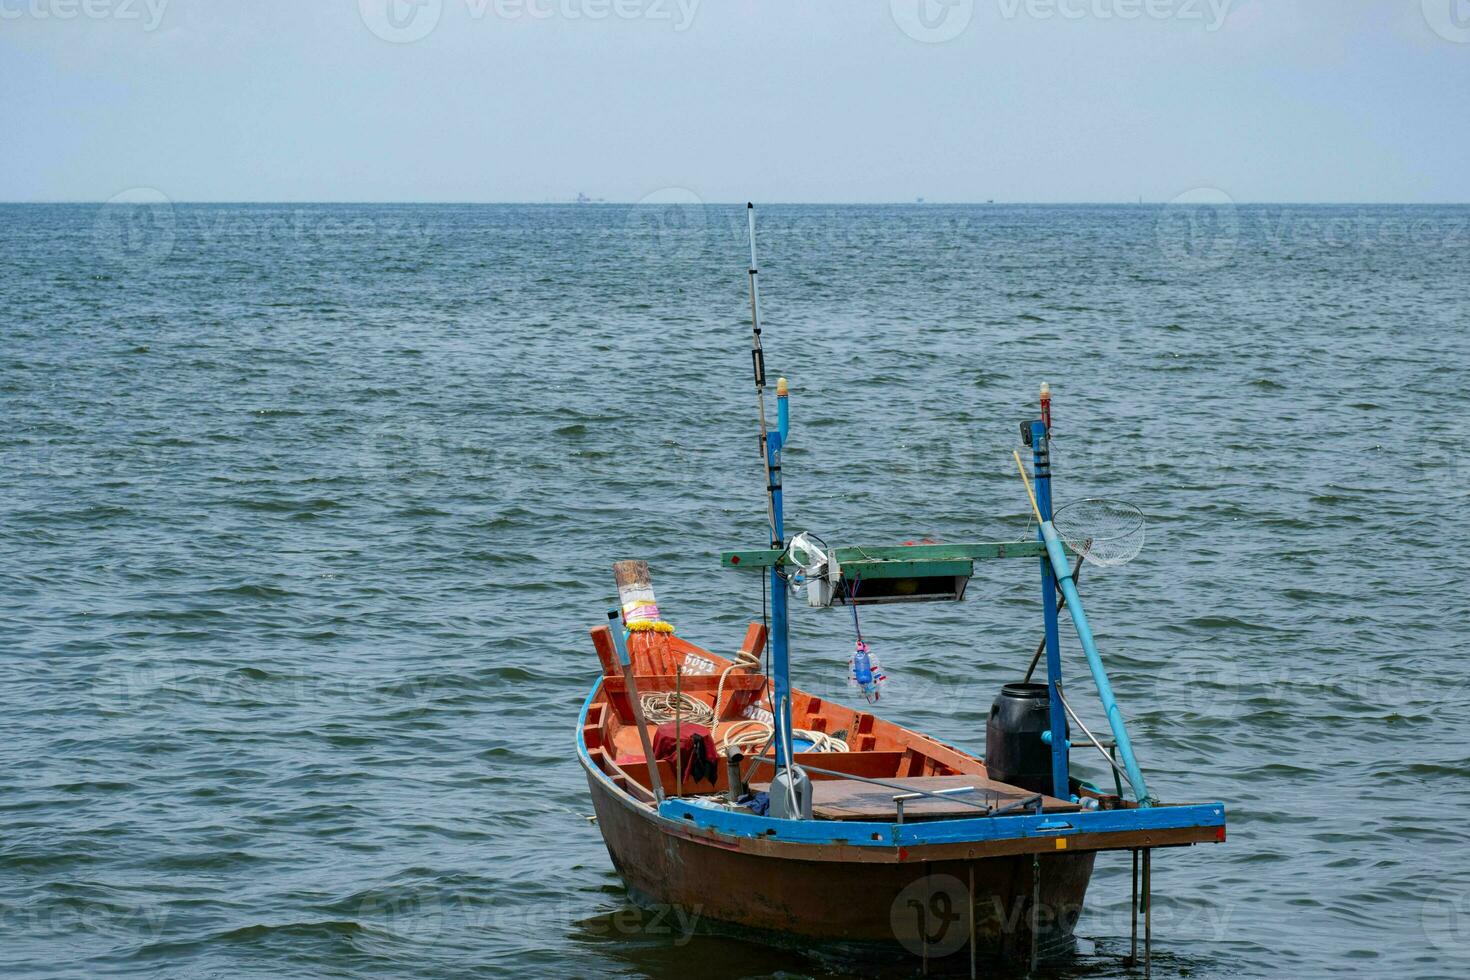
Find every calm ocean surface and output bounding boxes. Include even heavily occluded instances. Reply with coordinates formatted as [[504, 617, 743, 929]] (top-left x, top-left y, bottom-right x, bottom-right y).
[[2, 202, 1468, 979]]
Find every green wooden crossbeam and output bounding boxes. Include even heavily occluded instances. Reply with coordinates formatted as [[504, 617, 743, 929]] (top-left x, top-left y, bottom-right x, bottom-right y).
[[838, 558, 975, 581], [720, 540, 1046, 570]]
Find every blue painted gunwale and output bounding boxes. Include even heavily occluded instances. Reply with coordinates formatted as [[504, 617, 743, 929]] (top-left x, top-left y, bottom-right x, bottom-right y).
[[579, 679, 1226, 850]]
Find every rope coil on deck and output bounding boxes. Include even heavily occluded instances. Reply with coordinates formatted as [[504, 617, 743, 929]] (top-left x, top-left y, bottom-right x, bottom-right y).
[[635, 702, 850, 755], [639, 692, 713, 726], [718, 719, 849, 756]]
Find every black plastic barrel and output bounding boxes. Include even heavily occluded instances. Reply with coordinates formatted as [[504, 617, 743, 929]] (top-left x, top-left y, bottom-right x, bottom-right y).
[[984, 683, 1065, 795]]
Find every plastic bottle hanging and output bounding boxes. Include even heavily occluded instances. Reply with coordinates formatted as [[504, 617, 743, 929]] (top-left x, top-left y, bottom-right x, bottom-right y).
[[849, 640, 887, 704]]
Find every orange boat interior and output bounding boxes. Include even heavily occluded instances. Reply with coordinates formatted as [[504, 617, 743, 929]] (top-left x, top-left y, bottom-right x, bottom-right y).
[[583, 623, 1085, 821]]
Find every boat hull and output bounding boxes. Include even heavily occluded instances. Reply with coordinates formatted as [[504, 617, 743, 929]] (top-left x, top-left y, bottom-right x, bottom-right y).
[[584, 761, 1096, 965]]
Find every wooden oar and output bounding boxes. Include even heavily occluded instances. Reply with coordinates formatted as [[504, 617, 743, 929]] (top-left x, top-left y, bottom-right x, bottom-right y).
[[675, 665, 683, 798], [606, 609, 665, 804]]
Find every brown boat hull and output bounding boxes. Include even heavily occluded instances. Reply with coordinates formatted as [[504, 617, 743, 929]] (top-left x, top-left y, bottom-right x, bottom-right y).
[[585, 763, 1096, 965]]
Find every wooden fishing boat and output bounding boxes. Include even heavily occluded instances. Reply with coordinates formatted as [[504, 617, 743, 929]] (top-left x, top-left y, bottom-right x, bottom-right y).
[[578, 598, 1224, 972], [578, 205, 1227, 975]]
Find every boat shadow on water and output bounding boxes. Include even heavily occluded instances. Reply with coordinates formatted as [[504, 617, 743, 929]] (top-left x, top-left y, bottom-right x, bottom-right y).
[[571, 899, 1224, 979]]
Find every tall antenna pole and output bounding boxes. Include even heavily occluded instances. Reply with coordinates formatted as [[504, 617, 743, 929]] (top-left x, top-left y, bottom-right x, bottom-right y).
[[746, 204, 795, 787], [747, 203, 781, 549]]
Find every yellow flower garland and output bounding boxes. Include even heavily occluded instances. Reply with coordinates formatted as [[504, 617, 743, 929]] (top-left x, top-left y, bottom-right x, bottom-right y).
[[626, 620, 675, 634]]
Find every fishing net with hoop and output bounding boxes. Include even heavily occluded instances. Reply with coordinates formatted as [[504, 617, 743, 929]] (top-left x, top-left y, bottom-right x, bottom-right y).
[[1051, 498, 1146, 567]]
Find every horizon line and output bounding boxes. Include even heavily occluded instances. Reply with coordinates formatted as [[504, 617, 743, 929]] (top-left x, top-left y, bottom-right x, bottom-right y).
[[4, 199, 1469, 207]]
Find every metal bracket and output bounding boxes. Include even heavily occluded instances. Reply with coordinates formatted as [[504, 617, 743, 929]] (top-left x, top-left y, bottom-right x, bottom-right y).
[[891, 785, 977, 825]]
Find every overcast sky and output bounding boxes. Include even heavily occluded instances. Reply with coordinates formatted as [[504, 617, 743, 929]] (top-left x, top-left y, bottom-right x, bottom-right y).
[[2, 0, 1467, 203]]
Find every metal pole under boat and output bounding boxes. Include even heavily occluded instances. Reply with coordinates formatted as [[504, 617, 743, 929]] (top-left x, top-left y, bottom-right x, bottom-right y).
[[969, 864, 977, 980], [1144, 849, 1153, 978], [1131, 849, 1140, 964], [1031, 417, 1071, 802], [1029, 854, 1041, 975], [607, 609, 664, 804]]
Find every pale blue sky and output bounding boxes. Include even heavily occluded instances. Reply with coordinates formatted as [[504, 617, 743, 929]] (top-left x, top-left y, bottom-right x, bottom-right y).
[[2, 0, 1466, 202]]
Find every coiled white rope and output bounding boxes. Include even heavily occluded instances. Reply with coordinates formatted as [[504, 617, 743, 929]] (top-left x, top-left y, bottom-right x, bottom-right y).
[[636, 641, 764, 731], [638, 692, 713, 727], [718, 719, 848, 756]]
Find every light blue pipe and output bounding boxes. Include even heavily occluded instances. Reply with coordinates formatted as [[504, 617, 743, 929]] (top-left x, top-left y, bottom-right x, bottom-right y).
[[1039, 521, 1154, 806], [607, 608, 632, 667]]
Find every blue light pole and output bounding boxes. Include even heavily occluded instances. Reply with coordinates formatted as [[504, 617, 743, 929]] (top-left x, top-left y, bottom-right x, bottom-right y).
[[1032, 419, 1071, 801], [767, 406, 791, 767]]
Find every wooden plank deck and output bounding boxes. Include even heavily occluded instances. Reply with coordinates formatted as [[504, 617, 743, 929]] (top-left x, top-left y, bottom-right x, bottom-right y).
[[757, 774, 1078, 822]]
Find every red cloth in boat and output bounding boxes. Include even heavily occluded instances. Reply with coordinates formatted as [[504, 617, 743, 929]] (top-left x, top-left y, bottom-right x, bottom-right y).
[[652, 722, 719, 786]]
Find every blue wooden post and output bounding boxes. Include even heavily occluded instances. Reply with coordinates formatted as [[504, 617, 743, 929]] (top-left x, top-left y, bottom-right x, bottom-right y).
[[1032, 421, 1070, 801], [768, 390, 792, 767]]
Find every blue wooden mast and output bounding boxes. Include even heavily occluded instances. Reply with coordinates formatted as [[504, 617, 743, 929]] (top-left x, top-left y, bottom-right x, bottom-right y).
[[767, 395, 792, 767], [1032, 418, 1071, 801]]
